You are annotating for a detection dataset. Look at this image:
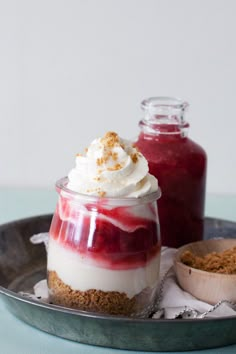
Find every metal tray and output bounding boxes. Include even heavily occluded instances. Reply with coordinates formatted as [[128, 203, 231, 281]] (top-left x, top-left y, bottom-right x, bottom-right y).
[[0, 214, 236, 352]]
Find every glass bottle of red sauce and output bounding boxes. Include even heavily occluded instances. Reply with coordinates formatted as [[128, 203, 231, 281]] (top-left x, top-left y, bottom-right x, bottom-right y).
[[135, 97, 207, 248]]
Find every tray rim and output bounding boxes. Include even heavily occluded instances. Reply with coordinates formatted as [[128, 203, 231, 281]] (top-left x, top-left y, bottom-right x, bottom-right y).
[[1, 286, 236, 323]]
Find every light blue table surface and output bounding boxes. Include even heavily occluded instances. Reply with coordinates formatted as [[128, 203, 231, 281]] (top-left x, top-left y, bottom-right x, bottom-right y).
[[0, 189, 236, 354]]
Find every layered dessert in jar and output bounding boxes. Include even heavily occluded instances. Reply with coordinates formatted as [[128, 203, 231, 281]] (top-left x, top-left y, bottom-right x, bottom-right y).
[[47, 132, 161, 316]]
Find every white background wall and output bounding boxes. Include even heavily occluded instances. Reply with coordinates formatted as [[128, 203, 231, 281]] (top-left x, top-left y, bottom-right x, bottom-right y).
[[0, 0, 235, 194]]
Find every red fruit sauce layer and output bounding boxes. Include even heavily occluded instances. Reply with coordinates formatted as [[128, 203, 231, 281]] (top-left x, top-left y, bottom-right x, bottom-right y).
[[136, 133, 207, 248], [49, 199, 160, 270]]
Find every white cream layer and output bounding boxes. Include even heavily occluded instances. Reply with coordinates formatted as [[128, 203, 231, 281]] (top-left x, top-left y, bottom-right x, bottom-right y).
[[67, 132, 158, 198], [47, 238, 160, 298]]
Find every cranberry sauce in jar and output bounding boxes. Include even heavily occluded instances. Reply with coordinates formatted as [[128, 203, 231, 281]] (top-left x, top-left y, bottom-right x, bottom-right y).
[[135, 97, 207, 248]]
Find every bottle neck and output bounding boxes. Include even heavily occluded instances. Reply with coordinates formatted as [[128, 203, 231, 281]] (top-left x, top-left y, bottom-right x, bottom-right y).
[[139, 97, 190, 137]]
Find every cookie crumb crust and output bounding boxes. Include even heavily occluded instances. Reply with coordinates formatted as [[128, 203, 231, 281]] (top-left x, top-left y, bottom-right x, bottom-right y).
[[48, 271, 137, 316]]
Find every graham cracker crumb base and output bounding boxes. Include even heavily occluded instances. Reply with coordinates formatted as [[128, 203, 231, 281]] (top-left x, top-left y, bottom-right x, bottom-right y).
[[48, 271, 138, 316]]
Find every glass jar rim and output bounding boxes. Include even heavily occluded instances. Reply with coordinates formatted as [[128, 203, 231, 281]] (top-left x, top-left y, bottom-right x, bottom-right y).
[[141, 96, 189, 111], [56, 177, 161, 205]]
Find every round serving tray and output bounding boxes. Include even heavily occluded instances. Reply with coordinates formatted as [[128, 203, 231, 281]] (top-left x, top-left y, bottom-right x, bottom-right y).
[[0, 215, 236, 352]]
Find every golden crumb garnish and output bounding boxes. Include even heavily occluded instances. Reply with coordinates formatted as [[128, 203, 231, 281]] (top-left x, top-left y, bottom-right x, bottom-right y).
[[101, 131, 120, 148], [131, 153, 139, 163], [111, 152, 118, 161], [93, 176, 101, 181], [107, 163, 123, 171], [96, 157, 107, 166], [96, 158, 103, 166], [98, 190, 106, 197]]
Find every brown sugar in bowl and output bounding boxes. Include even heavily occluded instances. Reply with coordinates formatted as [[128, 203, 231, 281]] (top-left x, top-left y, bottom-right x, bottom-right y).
[[174, 239, 236, 305]]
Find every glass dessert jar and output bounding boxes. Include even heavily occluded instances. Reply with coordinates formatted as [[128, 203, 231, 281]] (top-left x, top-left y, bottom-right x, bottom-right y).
[[135, 97, 207, 248], [47, 177, 161, 317]]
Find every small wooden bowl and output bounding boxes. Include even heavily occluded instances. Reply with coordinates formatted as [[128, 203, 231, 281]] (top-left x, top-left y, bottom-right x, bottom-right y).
[[174, 239, 236, 304]]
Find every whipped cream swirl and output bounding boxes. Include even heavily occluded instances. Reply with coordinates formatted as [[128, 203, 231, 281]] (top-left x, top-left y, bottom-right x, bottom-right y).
[[67, 132, 158, 198]]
